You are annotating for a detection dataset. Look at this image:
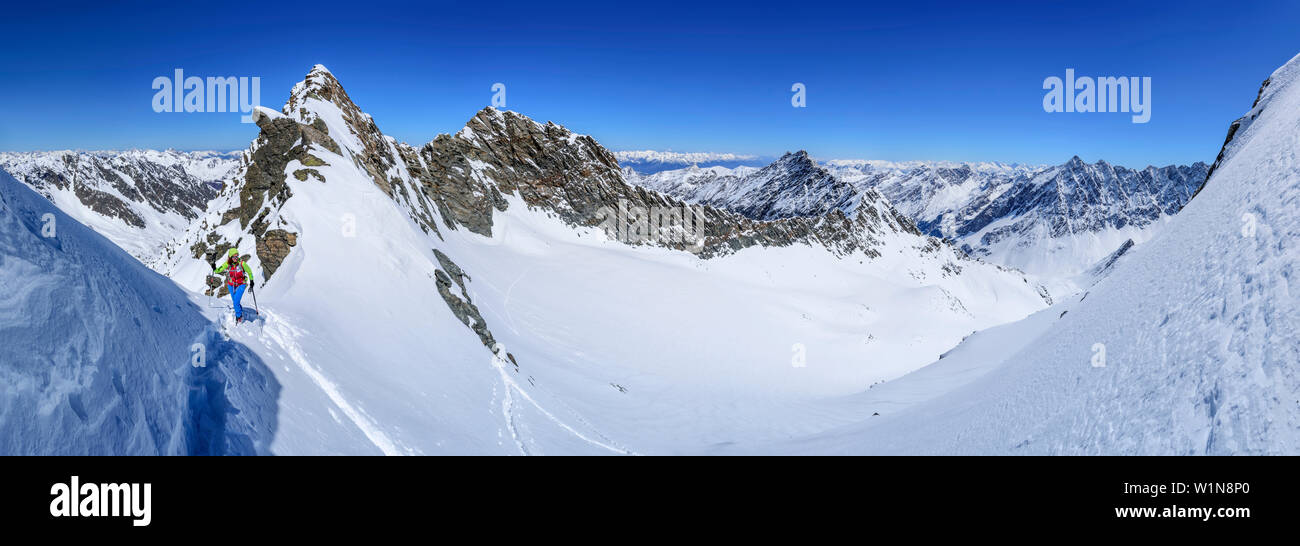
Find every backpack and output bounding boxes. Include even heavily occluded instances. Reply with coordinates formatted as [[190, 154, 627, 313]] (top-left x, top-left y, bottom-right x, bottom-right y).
[[227, 261, 247, 287]]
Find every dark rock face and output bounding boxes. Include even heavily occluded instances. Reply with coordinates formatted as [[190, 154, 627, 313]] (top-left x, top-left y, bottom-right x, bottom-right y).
[[74, 182, 147, 228], [430, 249, 509, 358], [187, 112, 315, 284], [256, 229, 297, 279]]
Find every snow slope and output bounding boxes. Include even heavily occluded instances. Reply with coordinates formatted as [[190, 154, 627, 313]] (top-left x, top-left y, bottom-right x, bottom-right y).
[[0, 169, 277, 455], [732, 53, 1300, 455]]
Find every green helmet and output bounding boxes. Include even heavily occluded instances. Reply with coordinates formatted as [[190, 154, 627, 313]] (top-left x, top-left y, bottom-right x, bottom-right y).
[[228, 248, 240, 258]]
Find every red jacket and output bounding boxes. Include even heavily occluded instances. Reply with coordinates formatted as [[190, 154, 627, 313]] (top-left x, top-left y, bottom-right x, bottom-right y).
[[216, 258, 253, 288]]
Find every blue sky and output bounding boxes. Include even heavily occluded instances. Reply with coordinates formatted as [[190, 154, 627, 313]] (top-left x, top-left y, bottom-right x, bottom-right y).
[[1, 0, 1297, 166]]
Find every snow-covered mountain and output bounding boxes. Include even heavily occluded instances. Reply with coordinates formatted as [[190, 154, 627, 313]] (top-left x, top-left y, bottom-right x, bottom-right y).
[[614, 150, 767, 174], [730, 52, 1300, 455], [135, 65, 1049, 454], [837, 157, 1210, 280], [632, 151, 862, 221], [0, 150, 239, 262], [632, 151, 1208, 288], [0, 167, 277, 455]]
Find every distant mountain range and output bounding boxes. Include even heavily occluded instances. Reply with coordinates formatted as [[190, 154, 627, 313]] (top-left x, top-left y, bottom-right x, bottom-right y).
[[0, 149, 239, 260], [629, 151, 1209, 285], [614, 150, 770, 174]]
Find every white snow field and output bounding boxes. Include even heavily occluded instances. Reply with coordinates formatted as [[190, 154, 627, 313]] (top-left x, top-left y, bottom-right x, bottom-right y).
[[0, 169, 278, 455], [720, 53, 1300, 455]]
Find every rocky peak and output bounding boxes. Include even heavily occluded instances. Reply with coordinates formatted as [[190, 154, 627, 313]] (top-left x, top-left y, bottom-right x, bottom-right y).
[[285, 65, 354, 117], [680, 149, 869, 222], [183, 66, 372, 286], [768, 150, 818, 172]]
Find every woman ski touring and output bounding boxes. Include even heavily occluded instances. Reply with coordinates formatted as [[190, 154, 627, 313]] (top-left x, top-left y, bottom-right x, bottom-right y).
[[214, 248, 255, 324]]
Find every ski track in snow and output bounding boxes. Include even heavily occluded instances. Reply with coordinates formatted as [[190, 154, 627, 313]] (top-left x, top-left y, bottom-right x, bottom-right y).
[[490, 348, 635, 455], [495, 370, 530, 455], [465, 258, 633, 454], [256, 312, 416, 456], [499, 266, 535, 337]]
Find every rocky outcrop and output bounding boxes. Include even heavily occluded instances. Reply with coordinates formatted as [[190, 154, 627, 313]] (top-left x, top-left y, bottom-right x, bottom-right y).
[[73, 181, 147, 228], [256, 229, 297, 279], [430, 248, 517, 366], [186, 110, 328, 281]]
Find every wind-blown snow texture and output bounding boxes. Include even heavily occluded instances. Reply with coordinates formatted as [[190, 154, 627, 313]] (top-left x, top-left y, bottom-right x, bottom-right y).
[[733, 53, 1300, 455], [0, 169, 278, 455]]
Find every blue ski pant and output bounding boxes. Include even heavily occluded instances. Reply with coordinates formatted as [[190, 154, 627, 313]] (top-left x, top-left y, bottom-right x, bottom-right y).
[[230, 283, 247, 319]]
